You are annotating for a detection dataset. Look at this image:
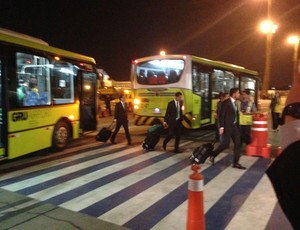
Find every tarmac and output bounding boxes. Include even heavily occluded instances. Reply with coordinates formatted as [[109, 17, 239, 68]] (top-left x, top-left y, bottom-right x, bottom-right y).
[[0, 188, 129, 230], [0, 100, 282, 230]]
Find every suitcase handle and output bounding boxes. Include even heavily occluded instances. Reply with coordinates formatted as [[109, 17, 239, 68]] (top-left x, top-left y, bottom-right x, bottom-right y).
[[212, 137, 217, 147], [108, 121, 116, 131]]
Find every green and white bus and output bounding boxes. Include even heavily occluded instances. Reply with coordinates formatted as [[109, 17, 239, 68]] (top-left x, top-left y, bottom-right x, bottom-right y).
[[0, 28, 98, 159], [131, 54, 259, 129]]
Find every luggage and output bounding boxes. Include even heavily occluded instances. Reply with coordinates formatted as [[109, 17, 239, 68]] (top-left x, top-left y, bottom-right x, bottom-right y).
[[142, 124, 164, 151], [190, 139, 216, 164], [96, 123, 115, 142]]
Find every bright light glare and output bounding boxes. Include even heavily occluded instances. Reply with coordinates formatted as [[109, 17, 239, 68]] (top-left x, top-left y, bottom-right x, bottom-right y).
[[60, 67, 74, 75], [84, 85, 91, 90], [148, 59, 184, 69], [134, 98, 140, 105], [160, 50, 166, 56], [260, 20, 277, 34], [287, 36, 300, 44]]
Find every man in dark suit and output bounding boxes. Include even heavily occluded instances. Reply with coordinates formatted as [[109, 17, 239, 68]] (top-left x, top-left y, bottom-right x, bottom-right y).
[[110, 94, 131, 145], [163, 92, 183, 153], [209, 88, 246, 169]]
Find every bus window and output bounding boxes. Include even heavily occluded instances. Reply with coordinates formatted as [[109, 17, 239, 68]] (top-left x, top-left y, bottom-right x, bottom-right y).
[[15, 52, 51, 107], [224, 71, 235, 92], [53, 61, 75, 104], [240, 76, 256, 101], [191, 62, 211, 119], [211, 69, 225, 97], [168, 70, 178, 83], [135, 59, 184, 85], [137, 69, 147, 84], [240, 76, 256, 92], [147, 71, 157, 84]]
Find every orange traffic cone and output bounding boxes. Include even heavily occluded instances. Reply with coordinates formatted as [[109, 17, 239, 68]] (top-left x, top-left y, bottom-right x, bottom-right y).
[[187, 164, 205, 230]]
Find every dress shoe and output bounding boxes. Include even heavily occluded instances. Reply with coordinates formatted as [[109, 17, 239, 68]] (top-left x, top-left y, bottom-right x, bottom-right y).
[[174, 149, 183, 153], [209, 156, 215, 165], [233, 163, 246, 170], [163, 142, 167, 151]]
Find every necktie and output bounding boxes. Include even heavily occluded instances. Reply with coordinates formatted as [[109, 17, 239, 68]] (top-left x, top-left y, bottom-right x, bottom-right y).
[[176, 101, 180, 119], [234, 101, 238, 123]]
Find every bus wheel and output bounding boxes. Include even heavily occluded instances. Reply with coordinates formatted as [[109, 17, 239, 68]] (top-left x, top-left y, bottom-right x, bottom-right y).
[[52, 121, 70, 151]]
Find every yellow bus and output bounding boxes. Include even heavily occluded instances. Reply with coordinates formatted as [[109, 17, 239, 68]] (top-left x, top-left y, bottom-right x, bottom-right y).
[[131, 54, 259, 129], [0, 28, 98, 159]]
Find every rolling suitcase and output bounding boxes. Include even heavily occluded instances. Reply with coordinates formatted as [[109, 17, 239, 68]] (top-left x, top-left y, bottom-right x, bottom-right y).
[[190, 139, 216, 164], [142, 124, 164, 151], [96, 122, 115, 142]]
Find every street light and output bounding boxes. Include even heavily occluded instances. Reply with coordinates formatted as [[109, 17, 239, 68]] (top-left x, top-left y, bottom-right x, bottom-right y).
[[160, 50, 166, 56], [260, 20, 277, 95]]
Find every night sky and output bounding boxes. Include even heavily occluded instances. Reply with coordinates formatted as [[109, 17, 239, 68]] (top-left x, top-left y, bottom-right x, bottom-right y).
[[1, 0, 300, 89]]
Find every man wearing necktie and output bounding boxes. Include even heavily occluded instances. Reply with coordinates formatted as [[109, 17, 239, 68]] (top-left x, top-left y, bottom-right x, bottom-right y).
[[163, 92, 183, 153], [209, 88, 246, 169], [110, 94, 131, 145]]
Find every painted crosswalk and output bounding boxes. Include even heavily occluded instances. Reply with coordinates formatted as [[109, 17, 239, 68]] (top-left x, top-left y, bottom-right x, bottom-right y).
[[0, 141, 293, 229]]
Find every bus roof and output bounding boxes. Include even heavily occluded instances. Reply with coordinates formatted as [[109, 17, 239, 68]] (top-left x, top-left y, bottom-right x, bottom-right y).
[[133, 54, 258, 76], [0, 28, 96, 64]]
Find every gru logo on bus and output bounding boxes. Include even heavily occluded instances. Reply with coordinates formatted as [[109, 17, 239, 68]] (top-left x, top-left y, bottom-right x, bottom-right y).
[[12, 112, 28, 122]]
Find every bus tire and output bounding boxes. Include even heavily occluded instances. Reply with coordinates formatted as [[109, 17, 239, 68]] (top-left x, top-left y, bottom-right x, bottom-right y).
[[52, 120, 70, 151]]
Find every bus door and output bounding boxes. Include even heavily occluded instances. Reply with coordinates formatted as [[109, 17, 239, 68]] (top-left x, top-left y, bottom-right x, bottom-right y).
[[0, 58, 6, 158], [200, 72, 211, 123], [79, 71, 97, 131]]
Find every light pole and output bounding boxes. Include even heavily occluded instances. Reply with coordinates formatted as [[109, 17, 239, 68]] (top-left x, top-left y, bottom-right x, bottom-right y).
[[260, 20, 277, 96], [259, 0, 278, 97]]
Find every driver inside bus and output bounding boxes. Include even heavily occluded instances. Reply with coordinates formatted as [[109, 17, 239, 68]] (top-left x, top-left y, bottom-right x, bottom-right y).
[[23, 75, 40, 106], [29, 75, 39, 93]]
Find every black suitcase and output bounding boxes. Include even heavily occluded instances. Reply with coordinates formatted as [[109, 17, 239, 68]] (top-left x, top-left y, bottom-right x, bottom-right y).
[[142, 124, 164, 151], [190, 140, 216, 164], [96, 123, 115, 142]]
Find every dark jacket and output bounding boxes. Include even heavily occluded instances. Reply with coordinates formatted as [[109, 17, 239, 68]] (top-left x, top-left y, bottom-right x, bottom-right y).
[[164, 100, 183, 126], [219, 98, 239, 131], [114, 101, 128, 122]]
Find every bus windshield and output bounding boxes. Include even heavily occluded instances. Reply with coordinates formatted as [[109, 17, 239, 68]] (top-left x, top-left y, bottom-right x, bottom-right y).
[[136, 59, 184, 85]]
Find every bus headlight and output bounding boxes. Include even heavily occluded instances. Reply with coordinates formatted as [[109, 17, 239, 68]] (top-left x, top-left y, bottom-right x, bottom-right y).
[[68, 114, 75, 120], [134, 98, 140, 105], [153, 108, 162, 114]]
